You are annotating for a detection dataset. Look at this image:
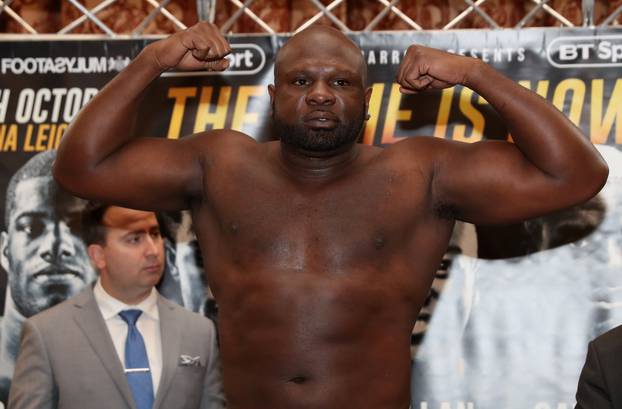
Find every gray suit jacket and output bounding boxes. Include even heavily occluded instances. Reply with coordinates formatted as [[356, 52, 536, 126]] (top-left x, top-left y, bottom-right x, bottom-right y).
[[7, 287, 226, 409]]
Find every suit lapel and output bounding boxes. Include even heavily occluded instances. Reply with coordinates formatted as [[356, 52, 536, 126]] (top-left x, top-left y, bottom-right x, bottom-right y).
[[153, 295, 182, 409], [72, 289, 137, 409]]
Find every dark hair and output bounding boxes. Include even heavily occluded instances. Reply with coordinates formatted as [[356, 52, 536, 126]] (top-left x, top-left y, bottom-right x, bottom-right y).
[[82, 203, 171, 246], [81, 202, 112, 245], [5, 150, 56, 227]]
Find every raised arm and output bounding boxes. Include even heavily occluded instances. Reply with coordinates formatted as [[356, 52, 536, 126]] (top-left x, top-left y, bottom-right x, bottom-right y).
[[396, 45, 608, 224], [53, 22, 231, 211]]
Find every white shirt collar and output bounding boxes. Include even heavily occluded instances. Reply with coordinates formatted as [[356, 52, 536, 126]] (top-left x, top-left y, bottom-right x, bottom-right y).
[[93, 278, 159, 322]]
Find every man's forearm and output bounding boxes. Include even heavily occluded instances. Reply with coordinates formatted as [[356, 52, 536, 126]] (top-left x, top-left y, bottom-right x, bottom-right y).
[[463, 59, 605, 183]]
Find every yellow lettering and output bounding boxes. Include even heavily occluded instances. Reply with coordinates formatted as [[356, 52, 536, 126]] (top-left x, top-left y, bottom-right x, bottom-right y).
[[193, 86, 232, 132], [35, 123, 50, 151], [167, 87, 197, 140], [591, 79, 622, 145], [362, 83, 384, 145], [2, 124, 17, 152], [0, 125, 7, 150], [553, 79, 585, 126], [518, 80, 530, 89], [381, 84, 411, 144], [23, 124, 35, 152], [52, 124, 68, 149], [535, 80, 550, 99], [452, 88, 484, 143], [232, 86, 264, 133], [434, 87, 454, 138]]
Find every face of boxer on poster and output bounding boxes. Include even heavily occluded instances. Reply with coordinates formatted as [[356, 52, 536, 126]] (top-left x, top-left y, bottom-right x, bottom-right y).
[[1, 174, 96, 318]]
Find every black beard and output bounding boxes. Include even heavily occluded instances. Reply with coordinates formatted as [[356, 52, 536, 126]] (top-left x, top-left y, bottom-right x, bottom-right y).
[[273, 107, 365, 152]]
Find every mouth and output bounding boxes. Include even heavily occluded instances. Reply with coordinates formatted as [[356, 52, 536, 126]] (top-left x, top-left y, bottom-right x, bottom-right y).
[[32, 267, 83, 283], [303, 111, 339, 129], [142, 264, 163, 274]]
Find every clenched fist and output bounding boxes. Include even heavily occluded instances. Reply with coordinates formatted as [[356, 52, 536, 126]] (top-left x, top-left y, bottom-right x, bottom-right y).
[[145, 22, 231, 72], [397, 45, 481, 94]]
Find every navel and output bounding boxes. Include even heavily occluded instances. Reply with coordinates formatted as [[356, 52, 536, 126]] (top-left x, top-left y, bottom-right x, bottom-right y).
[[287, 376, 308, 384], [374, 235, 385, 250]]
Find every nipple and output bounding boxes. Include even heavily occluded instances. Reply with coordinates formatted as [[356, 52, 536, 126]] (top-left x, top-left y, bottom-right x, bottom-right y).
[[374, 235, 385, 249]]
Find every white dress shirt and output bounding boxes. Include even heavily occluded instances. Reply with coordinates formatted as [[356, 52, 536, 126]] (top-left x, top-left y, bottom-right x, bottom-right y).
[[93, 279, 162, 394]]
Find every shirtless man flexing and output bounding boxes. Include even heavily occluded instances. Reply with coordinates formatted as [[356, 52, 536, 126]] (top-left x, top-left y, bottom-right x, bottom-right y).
[[53, 22, 608, 409]]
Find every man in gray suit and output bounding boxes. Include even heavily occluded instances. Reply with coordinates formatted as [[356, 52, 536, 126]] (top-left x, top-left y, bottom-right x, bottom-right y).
[[7, 204, 225, 409]]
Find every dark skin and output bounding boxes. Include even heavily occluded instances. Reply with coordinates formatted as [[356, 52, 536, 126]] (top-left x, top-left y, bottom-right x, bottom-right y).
[[54, 23, 608, 409]]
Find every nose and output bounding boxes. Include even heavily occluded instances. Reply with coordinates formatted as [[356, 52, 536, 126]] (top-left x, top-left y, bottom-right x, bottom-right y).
[[39, 221, 76, 264], [144, 235, 162, 258], [305, 81, 335, 106]]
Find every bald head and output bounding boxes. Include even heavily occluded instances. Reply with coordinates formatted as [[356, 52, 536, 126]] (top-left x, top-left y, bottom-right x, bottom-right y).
[[274, 25, 367, 86]]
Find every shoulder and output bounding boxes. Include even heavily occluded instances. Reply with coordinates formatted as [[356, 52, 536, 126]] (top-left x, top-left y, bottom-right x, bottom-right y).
[[27, 287, 92, 330], [187, 129, 258, 153], [380, 136, 455, 165], [370, 137, 451, 180], [185, 129, 264, 170], [591, 325, 622, 354], [386, 135, 476, 158]]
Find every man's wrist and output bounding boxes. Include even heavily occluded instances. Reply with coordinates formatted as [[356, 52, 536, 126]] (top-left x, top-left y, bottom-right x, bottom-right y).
[[137, 44, 169, 77], [462, 57, 488, 89]]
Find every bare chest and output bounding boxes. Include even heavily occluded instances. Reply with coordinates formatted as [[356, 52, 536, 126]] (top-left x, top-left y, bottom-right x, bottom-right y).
[[193, 159, 438, 273]]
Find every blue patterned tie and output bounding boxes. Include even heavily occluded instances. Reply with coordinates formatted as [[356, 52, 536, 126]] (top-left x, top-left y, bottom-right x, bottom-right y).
[[119, 309, 154, 409]]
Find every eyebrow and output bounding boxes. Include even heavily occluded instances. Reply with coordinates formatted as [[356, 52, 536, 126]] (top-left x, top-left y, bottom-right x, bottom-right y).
[[120, 225, 160, 237], [287, 67, 359, 77], [15, 209, 83, 225], [14, 211, 47, 221]]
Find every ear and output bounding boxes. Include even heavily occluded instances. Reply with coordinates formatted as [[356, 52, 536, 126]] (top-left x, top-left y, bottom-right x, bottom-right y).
[[364, 86, 373, 116], [87, 244, 106, 271], [268, 84, 276, 116], [0, 231, 9, 273]]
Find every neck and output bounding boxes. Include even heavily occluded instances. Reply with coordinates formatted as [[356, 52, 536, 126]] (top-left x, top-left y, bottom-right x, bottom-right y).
[[100, 277, 152, 305], [1, 290, 26, 361], [279, 142, 360, 181]]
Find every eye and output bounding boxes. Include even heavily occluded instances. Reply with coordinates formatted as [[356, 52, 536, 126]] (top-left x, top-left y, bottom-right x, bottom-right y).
[[16, 216, 45, 238], [125, 234, 141, 244], [293, 78, 309, 86], [333, 79, 349, 87]]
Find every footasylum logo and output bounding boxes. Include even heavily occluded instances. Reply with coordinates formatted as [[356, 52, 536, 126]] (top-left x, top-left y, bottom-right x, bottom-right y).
[[0, 55, 131, 75], [547, 34, 622, 68]]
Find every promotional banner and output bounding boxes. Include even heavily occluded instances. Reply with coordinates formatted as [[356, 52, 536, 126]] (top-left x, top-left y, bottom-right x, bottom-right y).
[[0, 27, 621, 407]]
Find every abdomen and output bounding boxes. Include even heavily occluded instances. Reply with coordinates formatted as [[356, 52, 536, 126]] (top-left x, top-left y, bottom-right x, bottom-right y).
[[215, 268, 419, 409]]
